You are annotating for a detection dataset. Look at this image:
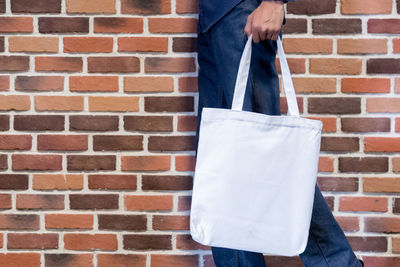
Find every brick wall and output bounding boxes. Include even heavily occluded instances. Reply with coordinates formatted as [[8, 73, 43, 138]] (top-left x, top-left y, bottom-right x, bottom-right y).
[[0, 0, 399, 266]]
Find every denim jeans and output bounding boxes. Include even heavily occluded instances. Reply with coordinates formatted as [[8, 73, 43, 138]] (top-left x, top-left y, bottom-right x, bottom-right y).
[[194, 0, 363, 266]]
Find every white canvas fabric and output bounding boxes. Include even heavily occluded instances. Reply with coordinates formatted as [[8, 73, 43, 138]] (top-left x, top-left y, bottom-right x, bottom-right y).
[[190, 35, 323, 256]]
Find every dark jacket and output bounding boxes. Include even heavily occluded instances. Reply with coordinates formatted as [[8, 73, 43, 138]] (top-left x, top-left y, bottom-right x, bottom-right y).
[[198, 0, 296, 33]]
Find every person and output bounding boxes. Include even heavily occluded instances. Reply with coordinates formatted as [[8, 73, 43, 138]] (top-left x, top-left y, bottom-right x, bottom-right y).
[[194, 0, 365, 266]]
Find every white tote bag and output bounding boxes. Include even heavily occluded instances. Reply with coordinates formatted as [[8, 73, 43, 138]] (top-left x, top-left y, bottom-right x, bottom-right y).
[[190, 35, 323, 256]]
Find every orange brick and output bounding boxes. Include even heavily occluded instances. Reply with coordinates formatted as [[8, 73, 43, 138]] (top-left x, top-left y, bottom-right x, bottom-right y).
[[118, 37, 168, 52], [393, 238, 400, 253], [175, 155, 196, 171], [0, 76, 9, 91], [64, 234, 117, 250], [365, 137, 400, 152], [394, 39, 400, 53], [66, 0, 116, 13], [94, 18, 143, 33], [35, 56, 83, 72], [310, 58, 362, 74], [9, 37, 58, 53], [121, 0, 171, 14], [35, 95, 84, 111], [335, 216, 360, 232], [149, 18, 197, 33], [0, 253, 40, 267], [124, 77, 173, 92], [64, 37, 113, 53], [0, 95, 30, 111], [33, 174, 84, 190], [0, 17, 33, 33], [395, 78, 400, 93], [291, 77, 336, 93], [125, 195, 173, 211], [176, 0, 198, 13], [341, 0, 392, 14], [304, 117, 336, 133], [318, 156, 334, 172], [70, 76, 119, 92], [341, 78, 390, 93], [151, 255, 198, 267], [276, 58, 305, 74], [45, 214, 93, 229], [396, 118, 400, 133], [363, 177, 400, 193], [339, 197, 388, 212], [338, 38, 387, 54], [89, 96, 139, 112], [393, 158, 400, 172], [121, 156, 171, 171], [283, 38, 332, 54], [367, 98, 400, 113]]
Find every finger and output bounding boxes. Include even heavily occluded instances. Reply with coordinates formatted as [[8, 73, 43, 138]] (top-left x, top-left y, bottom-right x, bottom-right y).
[[244, 14, 253, 36], [252, 25, 261, 43]]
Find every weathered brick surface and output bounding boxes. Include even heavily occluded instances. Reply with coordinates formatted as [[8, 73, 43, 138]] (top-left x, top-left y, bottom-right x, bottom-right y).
[[0, 0, 397, 264]]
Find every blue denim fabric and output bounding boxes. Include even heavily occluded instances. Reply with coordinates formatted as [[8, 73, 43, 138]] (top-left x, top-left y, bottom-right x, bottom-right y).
[[194, 0, 363, 266]]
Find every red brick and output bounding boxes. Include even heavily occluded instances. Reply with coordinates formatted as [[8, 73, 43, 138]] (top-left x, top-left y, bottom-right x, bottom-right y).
[[88, 174, 137, 190], [313, 19, 361, 34], [67, 155, 116, 171], [35, 56, 82, 72], [11, 0, 61, 13], [0, 17, 33, 33], [0, 214, 39, 230], [9, 37, 59, 53], [45, 214, 93, 229], [94, 17, 143, 33], [121, 0, 171, 14], [142, 175, 192, 191], [368, 19, 400, 34], [88, 57, 140, 73], [179, 77, 198, 92], [339, 197, 387, 212], [365, 137, 400, 152], [45, 254, 93, 267], [0, 135, 31, 150], [362, 256, 400, 266], [121, 156, 171, 171], [89, 96, 139, 112], [33, 174, 83, 190], [145, 57, 196, 73], [283, 38, 332, 54], [338, 38, 387, 54], [176, 0, 198, 13], [69, 76, 119, 92], [318, 156, 334, 172], [12, 154, 62, 171], [153, 215, 190, 230], [176, 234, 210, 250], [8, 233, 58, 249], [64, 37, 113, 53], [124, 116, 173, 132], [97, 254, 146, 267], [119, 37, 168, 52], [15, 76, 64, 92], [178, 116, 197, 132], [64, 234, 117, 250], [35, 95, 84, 111], [39, 17, 89, 33], [176, 155, 196, 171], [0, 56, 30, 71], [310, 58, 362, 74], [367, 98, 400, 113], [0, 253, 40, 267], [37, 134, 88, 151], [17, 194, 64, 210], [125, 195, 173, 211], [149, 18, 197, 33], [341, 78, 390, 93], [0, 76, 9, 91], [365, 217, 400, 233], [335, 216, 360, 232], [93, 135, 143, 151]]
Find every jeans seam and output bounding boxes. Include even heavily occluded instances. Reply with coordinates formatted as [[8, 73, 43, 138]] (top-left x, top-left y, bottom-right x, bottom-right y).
[[314, 236, 331, 267]]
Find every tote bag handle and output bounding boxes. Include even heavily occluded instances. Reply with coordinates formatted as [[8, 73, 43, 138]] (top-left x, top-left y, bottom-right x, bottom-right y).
[[231, 34, 300, 117]]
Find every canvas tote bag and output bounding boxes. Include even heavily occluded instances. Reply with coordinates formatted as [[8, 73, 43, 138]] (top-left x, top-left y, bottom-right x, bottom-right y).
[[190, 34, 323, 256]]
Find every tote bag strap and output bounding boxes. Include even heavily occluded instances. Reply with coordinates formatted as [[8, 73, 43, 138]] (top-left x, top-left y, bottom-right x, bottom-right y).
[[231, 34, 300, 117]]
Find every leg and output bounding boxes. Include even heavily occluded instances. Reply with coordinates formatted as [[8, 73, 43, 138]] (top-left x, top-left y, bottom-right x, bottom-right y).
[[299, 184, 362, 267], [196, 0, 268, 266]]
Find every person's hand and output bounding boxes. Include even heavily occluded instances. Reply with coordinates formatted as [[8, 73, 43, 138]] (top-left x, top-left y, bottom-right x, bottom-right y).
[[244, 1, 285, 42]]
